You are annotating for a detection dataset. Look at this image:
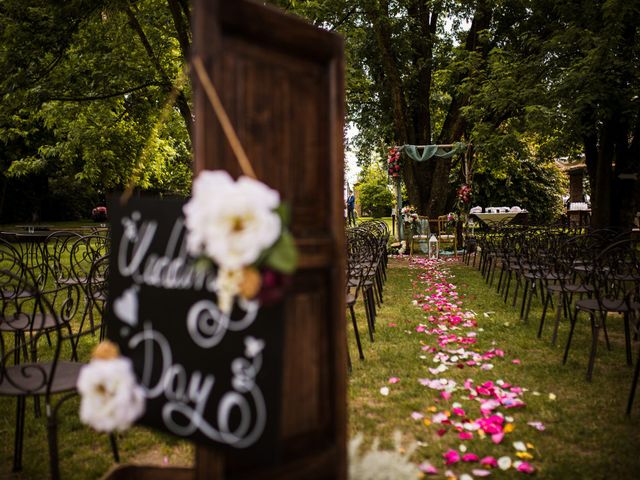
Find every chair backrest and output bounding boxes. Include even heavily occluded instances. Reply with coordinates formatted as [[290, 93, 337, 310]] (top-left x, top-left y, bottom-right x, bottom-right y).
[[415, 216, 430, 236], [437, 215, 454, 236], [0, 266, 68, 395], [592, 239, 640, 305]]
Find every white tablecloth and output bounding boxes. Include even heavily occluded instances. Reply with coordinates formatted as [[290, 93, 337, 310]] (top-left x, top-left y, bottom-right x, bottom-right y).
[[470, 212, 519, 226]]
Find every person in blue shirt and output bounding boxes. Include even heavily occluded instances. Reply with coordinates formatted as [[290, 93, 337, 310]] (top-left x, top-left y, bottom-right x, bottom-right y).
[[347, 193, 356, 226]]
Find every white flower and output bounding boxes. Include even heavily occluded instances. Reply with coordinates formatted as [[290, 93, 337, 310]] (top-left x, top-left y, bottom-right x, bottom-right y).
[[183, 170, 282, 270], [77, 357, 145, 432], [216, 267, 244, 313]]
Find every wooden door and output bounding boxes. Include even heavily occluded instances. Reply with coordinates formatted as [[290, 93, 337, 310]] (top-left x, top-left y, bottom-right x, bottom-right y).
[[192, 1, 346, 478]]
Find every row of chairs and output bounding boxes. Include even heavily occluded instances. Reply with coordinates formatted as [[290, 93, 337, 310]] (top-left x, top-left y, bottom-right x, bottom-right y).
[[0, 231, 115, 479], [345, 220, 390, 370], [468, 226, 640, 414]]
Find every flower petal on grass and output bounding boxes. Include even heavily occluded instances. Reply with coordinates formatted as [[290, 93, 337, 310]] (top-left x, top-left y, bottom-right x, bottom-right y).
[[527, 421, 546, 431], [515, 461, 535, 473], [480, 456, 498, 468], [497, 456, 512, 470], [418, 462, 438, 475], [472, 469, 492, 477], [513, 441, 527, 452], [443, 449, 461, 465]]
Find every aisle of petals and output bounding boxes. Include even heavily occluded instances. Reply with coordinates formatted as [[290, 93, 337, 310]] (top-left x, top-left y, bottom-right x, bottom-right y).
[[385, 257, 546, 479]]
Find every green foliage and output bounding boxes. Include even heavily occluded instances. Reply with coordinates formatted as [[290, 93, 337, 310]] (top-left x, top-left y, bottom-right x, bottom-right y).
[[357, 162, 394, 218], [0, 0, 192, 222]]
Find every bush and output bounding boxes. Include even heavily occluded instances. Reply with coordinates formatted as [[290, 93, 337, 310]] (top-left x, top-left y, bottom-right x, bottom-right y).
[[357, 163, 394, 218]]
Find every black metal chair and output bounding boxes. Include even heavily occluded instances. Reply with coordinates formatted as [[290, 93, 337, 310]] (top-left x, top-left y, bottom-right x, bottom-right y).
[[0, 264, 118, 479], [563, 239, 640, 381]]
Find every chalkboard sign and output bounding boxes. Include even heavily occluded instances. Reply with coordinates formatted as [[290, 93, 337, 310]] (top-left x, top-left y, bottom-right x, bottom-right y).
[[105, 196, 284, 459]]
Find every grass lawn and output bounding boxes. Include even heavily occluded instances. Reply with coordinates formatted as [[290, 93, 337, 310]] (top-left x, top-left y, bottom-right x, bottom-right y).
[[347, 256, 640, 478], [1, 254, 638, 478]]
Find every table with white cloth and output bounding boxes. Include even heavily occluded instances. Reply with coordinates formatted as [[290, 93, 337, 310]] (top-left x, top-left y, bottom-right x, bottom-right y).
[[469, 212, 528, 228]]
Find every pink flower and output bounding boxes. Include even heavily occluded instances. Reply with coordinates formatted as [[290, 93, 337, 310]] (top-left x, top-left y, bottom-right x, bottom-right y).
[[480, 456, 498, 468], [472, 469, 492, 477], [462, 453, 479, 462], [441, 391, 452, 400], [516, 462, 535, 474], [443, 449, 460, 465], [419, 462, 438, 475]]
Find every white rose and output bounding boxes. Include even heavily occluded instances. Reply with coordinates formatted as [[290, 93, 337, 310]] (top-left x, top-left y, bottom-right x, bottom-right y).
[[77, 358, 145, 432], [183, 171, 282, 270]]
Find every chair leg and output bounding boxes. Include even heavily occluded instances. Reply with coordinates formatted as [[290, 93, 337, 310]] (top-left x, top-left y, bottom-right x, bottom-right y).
[[13, 395, 25, 472], [47, 409, 61, 480], [512, 275, 521, 308], [602, 312, 611, 351], [503, 271, 512, 303], [110, 433, 120, 463], [551, 293, 565, 346], [538, 290, 551, 338], [624, 313, 632, 366], [520, 280, 530, 319], [350, 305, 365, 360], [523, 280, 536, 323], [563, 309, 579, 364], [586, 314, 600, 382], [626, 344, 640, 415], [362, 293, 374, 342]]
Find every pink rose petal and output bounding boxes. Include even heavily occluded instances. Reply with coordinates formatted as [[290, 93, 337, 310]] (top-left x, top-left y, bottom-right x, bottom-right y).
[[462, 453, 479, 462], [388, 377, 400, 384], [527, 421, 546, 431], [480, 456, 498, 468], [443, 449, 461, 465], [491, 432, 505, 444], [516, 461, 535, 474], [419, 462, 438, 475], [472, 469, 492, 477]]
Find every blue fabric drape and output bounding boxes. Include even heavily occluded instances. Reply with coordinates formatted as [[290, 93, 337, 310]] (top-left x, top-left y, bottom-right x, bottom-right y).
[[402, 142, 465, 162]]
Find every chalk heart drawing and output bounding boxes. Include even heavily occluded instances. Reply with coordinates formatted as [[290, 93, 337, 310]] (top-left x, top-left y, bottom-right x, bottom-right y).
[[114, 285, 139, 327], [244, 336, 265, 359]]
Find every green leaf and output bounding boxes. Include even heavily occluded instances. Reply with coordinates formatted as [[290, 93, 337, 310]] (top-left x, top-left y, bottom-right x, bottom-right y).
[[275, 203, 292, 226], [264, 230, 298, 274]]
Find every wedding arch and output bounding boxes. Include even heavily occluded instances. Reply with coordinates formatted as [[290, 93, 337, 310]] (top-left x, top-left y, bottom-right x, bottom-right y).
[[390, 142, 471, 239]]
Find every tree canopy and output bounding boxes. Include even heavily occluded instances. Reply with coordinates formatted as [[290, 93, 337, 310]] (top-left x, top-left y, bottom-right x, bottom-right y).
[[1, 1, 637, 225], [269, 0, 639, 226], [0, 0, 192, 221]]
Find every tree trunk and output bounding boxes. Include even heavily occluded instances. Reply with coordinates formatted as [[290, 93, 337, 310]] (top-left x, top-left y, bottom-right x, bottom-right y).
[[585, 123, 615, 228], [126, 5, 193, 142], [423, 0, 492, 217]]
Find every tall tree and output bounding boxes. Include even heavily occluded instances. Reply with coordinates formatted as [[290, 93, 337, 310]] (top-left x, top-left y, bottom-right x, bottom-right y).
[[0, 0, 193, 221]]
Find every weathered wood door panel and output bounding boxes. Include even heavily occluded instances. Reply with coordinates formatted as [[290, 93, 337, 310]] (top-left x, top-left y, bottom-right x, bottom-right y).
[[192, 1, 346, 478]]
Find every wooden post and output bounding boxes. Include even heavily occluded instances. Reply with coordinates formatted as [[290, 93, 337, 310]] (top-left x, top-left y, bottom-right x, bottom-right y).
[[191, 1, 347, 478]]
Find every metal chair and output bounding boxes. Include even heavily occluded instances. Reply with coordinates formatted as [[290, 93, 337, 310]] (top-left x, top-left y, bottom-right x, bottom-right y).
[[0, 265, 118, 479]]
